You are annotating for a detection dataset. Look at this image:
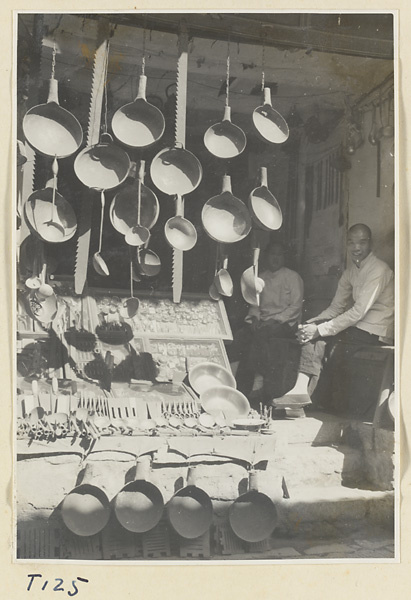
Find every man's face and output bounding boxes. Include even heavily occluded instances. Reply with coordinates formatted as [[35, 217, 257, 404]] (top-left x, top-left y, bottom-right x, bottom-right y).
[[266, 246, 285, 272], [347, 229, 371, 266]]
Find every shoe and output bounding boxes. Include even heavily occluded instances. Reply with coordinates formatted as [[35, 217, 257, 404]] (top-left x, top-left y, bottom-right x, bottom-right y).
[[270, 393, 312, 408]]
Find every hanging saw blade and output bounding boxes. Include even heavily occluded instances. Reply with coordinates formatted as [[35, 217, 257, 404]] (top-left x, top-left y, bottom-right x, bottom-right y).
[[74, 19, 110, 295], [172, 20, 189, 304]]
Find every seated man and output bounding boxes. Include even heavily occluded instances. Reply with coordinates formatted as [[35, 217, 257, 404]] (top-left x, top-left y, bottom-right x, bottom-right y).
[[228, 242, 304, 399], [272, 223, 394, 415]]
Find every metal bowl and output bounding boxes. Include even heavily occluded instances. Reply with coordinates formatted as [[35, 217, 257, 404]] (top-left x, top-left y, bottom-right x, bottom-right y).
[[188, 362, 236, 395], [200, 385, 249, 420]]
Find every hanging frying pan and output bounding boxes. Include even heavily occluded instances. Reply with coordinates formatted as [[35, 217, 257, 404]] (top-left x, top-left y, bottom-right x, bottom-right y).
[[150, 142, 202, 196], [110, 160, 159, 234], [61, 462, 111, 537], [22, 45, 83, 158], [113, 457, 164, 533], [167, 466, 213, 539], [201, 175, 252, 244], [204, 55, 246, 159], [112, 73, 165, 148], [253, 87, 289, 145], [228, 470, 278, 543], [164, 194, 197, 251], [24, 157, 77, 243], [248, 167, 282, 231], [74, 132, 131, 192]]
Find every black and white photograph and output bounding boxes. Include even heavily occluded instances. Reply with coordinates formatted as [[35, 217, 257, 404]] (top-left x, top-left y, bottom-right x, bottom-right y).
[[14, 11, 397, 563]]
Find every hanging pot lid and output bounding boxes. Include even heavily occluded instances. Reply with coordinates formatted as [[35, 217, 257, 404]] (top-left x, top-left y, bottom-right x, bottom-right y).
[[201, 175, 252, 244]]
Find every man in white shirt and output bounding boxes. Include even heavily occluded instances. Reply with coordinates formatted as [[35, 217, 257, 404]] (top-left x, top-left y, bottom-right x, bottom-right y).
[[272, 223, 394, 413], [229, 242, 304, 398]]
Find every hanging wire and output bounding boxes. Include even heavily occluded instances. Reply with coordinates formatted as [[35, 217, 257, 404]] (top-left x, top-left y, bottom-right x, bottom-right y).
[[142, 27, 146, 76], [103, 39, 110, 135], [261, 33, 266, 91], [225, 38, 231, 107]]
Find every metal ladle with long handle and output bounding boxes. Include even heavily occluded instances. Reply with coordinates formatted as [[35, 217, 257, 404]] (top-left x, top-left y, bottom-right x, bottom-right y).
[[125, 162, 151, 247], [120, 258, 140, 319], [93, 191, 109, 277], [45, 156, 65, 235], [164, 194, 197, 251]]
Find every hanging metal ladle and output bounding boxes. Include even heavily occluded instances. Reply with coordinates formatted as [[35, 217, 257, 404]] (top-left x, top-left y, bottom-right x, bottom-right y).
[[253, 87, 289, 145], [92, 191, 109, 277], [164, 194, 197, 251], [248, 166, 282, 231], [44, 156, 65, 235], [204, 55, 246, 159], [120, 258, 140, 319], [124, 162, 151, 247]]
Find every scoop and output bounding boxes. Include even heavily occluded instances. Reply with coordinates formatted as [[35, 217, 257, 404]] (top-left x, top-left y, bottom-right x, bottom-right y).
[[204, 104, 246, 159], [214, 253, 233, 297], [164, 194, 197, 251], [240, 245, 265, 307], [61, 462, 111, 537], [228, 470, 278, 543], [92, 191, 109, 277], [134, 242, 161, 278], [112, 74, 165, 148], [124, 165, 151, 247], [114, 457, 164, 533], [252, 87, 289, 145], [248, 167, 282, 231], [202, 175, 252, 244], [167, 466, 213, 539]]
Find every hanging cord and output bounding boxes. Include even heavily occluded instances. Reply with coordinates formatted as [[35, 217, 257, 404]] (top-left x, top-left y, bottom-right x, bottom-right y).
[[141, 27, 146, 76], [261, 34, 266, 91], [225, 34, 231, 107], [51, 40, 57, 79]]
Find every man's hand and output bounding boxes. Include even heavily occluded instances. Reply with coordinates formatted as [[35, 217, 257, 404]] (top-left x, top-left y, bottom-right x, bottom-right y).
[[297, 323, 320, 343], [248, 317, 260, 332]]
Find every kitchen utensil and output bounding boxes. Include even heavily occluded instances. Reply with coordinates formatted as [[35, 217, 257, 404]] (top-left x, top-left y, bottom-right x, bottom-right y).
[[92, 191, 109, 277], [228, 470, 278, 543], [204, 55, 246, 158], [248, 167, 282, 231], [61, 462, 111, 536], [202, 175, 252, 244], [22, 44, 83, 158], [113, 457, 164, 533], [150, 142, 202, 197], [208, 282, 221, 301], [188, 362, 236, 395], [119, 259, 140, 319], [240, 238, 265, 307], [200, 385, 250, 420], [252, 87, 289, 145], [74, 132, 131, 192], [214, 246, 233, 296], [167, 466, 213, 539], [134, 248, 161, 278], [110, 160, 159, 234], [124, 162, 151, 247], [164, 194, 197, 251], [112, 45, 165, 148], [24, 176, 77, 244]]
